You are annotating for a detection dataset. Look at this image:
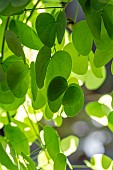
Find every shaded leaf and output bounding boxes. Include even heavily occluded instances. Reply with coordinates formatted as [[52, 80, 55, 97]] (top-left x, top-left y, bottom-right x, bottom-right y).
[[54, 153, 66, 170]]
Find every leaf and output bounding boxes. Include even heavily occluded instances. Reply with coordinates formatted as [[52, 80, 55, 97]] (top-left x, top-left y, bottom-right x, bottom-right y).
[[44, 105, 53, 119], [54, 153, 66, 170], [0, 64, 6, 82], [9, 20, 43, 50], [102, 4, 113, 40], [56, 11, 66, 44], [47, 76, 68, 101], [64, 43, 88, 75], [5, 30, 25, 58], [94, 42, 113, 67], [36, 13, 57, 47], [0, 85, 15, 104], [84, 0, 101, 39], [61, 135, 79, 156], [108, 111, 113, 131], [46, 50, 72, 85], [54, 116, 63, 127], [62, 83, 84, 117], [0, 143, 17, 170], [11, 0, 30, 7], [44, 126, 60, 161], [21, 152, 37, 170], [4, 124, 30, 155], [7, 61, 29, 98], [91, 0, 108, 11], [89, 51, 103, 78], [30, 62, 37, 101], [35, 46, 51, 89], [72, 20, 93, 55]]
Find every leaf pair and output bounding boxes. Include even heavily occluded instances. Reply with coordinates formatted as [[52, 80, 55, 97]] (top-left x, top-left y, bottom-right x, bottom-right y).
[[36, 11, 66, 47]]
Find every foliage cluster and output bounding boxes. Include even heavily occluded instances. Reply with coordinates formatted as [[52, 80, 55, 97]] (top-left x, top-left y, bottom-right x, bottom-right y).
[[0, 0, 113, 169]]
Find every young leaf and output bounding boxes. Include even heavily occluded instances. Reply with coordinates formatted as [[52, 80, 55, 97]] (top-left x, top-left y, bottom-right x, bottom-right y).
[[62, 84, 84, 117], [47, 76, 68, 101], [35, 46, 51, 89], [72, 20, 93, 56], [56, 11, 66, 44], [36, 13, 57, 47], [46, 50, 72, 85], [5, 30, 25, 58], [9, 20, 43, 50], [64, 43, 88, 75], [54, 153, 66, 170], [7, 61, 29, 98], [61, 135, 79, 156], [30, 62, 37, 101], [44, 126, 60, 161], [4, 124, 30, 155], [0, 143, 17, 170], [102, 4, 113, 40]]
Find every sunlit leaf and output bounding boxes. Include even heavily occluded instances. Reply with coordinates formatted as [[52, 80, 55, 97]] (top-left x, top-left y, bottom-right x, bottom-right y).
[[47, 76, 68, 101], [54, 153, 66, 170], [54, 116, 62, 127], [108, 111, 113, 131], [72, 20, 93, 55], [44, 126, 60, 161], [61, 135, 79, 156], [4, 124, 30, 155]]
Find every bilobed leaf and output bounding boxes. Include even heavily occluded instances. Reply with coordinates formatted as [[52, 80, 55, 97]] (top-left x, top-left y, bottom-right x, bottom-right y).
[[102, 4, 113, 40], [30, 62, 37, 101], [36, 13, 57, 47], [44, 126, 60, 161], [5, 30, 25, 58], [64, 43, 88, 75], [57, 11, 66, 44], [21, 152, 37, 170], [61, 135, 79, 156], [7, 61, 29, 98], [46, 50, 72, 85], [9, 20, 43, 50], [72, 20, 93, 55], [94, 42, 113, 67], [54, 153, 66, 170], [47, 76, 68, 101], [0, 143, 17, 170], [35, 46, 51, 89], [62, 84, 84, 117], [4, 124, 30, 155]]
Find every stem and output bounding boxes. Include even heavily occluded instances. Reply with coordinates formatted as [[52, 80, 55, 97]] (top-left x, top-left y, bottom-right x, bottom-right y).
[[72, 165, 88, 169], [74, 2, 79, 23], [25, 6, 63, 12], [0, 16, 10, 63], [7, 112, 11, 123], [26, 0, 41, 23]]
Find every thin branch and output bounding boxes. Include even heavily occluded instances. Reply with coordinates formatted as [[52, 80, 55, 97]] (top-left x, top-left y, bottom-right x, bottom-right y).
[[0, 16, 10, 63], [72, 165, 89, 169], [26, 0, 41, 23], [25, 6, 64, 11], [7, 112, 11, 123]]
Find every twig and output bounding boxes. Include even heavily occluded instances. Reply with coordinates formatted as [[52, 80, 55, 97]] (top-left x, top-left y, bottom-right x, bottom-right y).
[[25, 6, 64, 11]]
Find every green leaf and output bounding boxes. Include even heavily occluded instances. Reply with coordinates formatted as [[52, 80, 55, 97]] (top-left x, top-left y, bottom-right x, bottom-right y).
[[54, 116, 62, 127], [111, 61, 113, 75], [7, 61, 29, 98], [0, 85, 15, 104], [84, 1, 101, 39], [44, 126, 60, 161], [64, 43, 88, 75], [56, 11, 66, 44], [36, 13, 57, 47], [21, 152, 37, 170], [11, 0, 30, 7], [47, 76, 68, 101], [5, 30, 25, 58], [89, 51, 103, 78], [9, 20, 43, 50], [0, 64, 6, 82], [4, 124, 30, 155], [46, 50, 72, 85], [30, 62, 37, 101], [0, 143, 17, 170], [62, 83, 84, 117], [94, 19, 112, 50], [94, 42, 113, 67], [91, 0, 108, 11], [35, 46, 51, 89], [61, 135, 79, 156], [108, 111, 113, 131], [102, 4, 113, 40], [54, 153, 66, 170], [72, 20, 93, 55], [44, 104, 53, 119]]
